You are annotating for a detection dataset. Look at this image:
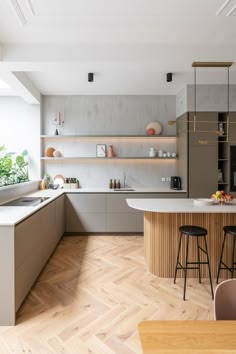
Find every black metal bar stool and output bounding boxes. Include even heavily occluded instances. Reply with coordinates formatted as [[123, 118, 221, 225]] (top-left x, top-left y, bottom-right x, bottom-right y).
[[216, 226, 236, 284], [174, 225, 214, 301]]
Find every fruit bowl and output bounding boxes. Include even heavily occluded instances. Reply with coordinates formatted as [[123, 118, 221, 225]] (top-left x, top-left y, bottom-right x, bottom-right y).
[[211, 190, 233, 204]]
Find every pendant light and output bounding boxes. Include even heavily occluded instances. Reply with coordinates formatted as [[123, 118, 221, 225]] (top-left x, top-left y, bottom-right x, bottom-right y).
[[192, 62, 233, 144], [169, 61, 235, 143]]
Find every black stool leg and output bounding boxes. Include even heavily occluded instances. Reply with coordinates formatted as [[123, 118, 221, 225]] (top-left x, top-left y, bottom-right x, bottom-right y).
[[197, 235, 201, 284], [183, 236, 189, 301], [231, 235, 236, 278], [174, 233, 182, 284], [216, 232, 227, 284], [203, 235, 214, 300]]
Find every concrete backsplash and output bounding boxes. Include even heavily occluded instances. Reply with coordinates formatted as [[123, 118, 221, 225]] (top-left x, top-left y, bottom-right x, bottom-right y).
[[41, 95, 178, 188]]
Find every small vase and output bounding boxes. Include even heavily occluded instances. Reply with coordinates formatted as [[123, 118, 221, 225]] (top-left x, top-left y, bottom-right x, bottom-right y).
[[107, 145, 115, 158]]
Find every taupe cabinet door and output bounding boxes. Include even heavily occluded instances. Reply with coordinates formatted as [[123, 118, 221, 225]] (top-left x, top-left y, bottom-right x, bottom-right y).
[[188, 112, 218, 198], [15, 196, 65, 312], [65, 193, 106, 232], [65, 193, 187, 233]]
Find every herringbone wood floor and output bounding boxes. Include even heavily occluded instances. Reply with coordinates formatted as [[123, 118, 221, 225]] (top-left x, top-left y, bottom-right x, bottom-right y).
[[0, 235, 214, 353]]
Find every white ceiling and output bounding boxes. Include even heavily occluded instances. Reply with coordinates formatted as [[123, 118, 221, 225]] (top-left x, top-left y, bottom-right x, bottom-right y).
[[0, 0, 236, 96]]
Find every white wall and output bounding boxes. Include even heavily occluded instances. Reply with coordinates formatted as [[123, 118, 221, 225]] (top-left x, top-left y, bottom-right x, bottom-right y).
[[42, 95, 177, 188], [0, 97, 41, 180], [176, 86, 187, 118]]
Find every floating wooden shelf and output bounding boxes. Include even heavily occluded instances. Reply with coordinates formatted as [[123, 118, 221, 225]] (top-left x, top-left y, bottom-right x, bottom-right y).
[[41, 157, 178, 161], [40, 135, 176, 139]]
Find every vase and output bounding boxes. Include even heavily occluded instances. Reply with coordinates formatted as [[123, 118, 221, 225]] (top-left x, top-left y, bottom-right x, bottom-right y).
[[107, 145, 115, 158]]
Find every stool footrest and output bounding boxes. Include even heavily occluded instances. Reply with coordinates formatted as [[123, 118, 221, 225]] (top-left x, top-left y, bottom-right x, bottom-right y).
[[198, 246, 207, 255], [187, 261, 209, 265], [176, 267, 200, 271]]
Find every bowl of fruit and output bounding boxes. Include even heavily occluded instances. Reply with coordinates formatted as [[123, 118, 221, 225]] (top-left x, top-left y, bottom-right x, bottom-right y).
[[211, 190, 233, 204]]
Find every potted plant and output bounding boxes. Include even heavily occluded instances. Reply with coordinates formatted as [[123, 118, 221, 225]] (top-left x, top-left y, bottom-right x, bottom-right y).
[[0, 145, 29, 187]]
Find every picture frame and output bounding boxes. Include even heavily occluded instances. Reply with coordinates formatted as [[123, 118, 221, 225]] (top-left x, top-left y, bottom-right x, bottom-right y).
[[96, 144, 106, 157]]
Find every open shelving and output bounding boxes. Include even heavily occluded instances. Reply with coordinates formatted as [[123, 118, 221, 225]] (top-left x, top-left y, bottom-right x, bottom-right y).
[[40, 135, 176, 139], [40, 133, 178, 178], [41, 156, 178, 160]]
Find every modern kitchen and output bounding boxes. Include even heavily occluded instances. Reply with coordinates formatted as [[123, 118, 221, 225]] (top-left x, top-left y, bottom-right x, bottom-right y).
[[1, 1, 236, 353]]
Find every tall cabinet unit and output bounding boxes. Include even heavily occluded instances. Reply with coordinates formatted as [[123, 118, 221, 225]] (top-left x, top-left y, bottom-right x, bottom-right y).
[[228, 113, 236, 195], [177, 112, 219, 198]]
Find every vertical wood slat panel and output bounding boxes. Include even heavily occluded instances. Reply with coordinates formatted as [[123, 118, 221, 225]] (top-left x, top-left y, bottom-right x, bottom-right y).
[[144, 211, 236, 278]]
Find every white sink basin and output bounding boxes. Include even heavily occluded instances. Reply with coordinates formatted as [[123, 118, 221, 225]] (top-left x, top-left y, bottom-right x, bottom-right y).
[[1, 197, 50, 206]]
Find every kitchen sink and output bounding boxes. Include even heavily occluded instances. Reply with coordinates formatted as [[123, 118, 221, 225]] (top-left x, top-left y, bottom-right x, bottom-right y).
[[114, 188, 135, 191], [1, 197, 50, 206]]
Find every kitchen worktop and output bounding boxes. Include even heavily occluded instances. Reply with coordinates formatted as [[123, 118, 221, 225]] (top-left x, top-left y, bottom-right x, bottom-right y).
[[129, 198, 236, 278], [62, 187, 186, 193], [0, 187, 186, 226], [127, 198, 236, 213]]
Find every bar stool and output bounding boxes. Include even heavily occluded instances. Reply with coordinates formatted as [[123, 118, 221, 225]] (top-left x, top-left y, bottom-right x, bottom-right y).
[[216, 226, 236, 284], [174, 225, 214, 300]]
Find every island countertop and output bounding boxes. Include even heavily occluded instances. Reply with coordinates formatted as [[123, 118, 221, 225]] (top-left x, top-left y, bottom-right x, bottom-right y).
[[127, 197, 236, 278], [127, 198, 236, 213]]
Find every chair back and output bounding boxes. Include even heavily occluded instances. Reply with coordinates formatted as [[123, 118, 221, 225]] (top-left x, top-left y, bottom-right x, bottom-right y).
[[214, 279, 236, 320]]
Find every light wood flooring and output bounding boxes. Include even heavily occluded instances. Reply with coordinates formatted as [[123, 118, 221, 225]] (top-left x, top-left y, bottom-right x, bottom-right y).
[[0, 235, 215, 353]]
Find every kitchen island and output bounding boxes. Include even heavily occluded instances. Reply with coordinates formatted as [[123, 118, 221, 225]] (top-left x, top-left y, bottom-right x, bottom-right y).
[[126, 198, 236, 278]]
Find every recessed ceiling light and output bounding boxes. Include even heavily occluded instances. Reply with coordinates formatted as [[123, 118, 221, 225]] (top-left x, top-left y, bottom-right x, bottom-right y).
[[0, 79, 10, 89]]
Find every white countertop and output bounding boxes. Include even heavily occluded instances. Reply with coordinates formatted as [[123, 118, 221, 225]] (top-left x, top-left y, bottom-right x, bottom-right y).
[[63, 187, 186, 193], [0, 190, 64, 226], [0, 187, 186, 226], [126, 198, 236, 213]]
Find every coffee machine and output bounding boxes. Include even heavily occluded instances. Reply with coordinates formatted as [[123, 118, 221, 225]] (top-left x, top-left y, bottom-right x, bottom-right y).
[[170, 176, 182, 190]]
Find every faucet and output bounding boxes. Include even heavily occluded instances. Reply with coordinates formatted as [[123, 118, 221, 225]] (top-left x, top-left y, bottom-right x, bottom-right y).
[[123, 172, 126, 188]]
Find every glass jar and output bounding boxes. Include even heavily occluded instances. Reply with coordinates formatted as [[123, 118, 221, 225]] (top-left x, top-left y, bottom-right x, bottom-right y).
[[218, 169, 223, 182]]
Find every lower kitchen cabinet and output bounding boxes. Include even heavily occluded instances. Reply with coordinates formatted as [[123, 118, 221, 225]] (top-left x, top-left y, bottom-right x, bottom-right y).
[[15, 195, 65, 313], [65, 193, 186, 233], [65, 193, 106, 232]]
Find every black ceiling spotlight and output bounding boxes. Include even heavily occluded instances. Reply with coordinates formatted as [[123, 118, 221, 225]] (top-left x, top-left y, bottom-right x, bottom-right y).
[[166, 73, 172, 82], [88, 73, 94, 82]]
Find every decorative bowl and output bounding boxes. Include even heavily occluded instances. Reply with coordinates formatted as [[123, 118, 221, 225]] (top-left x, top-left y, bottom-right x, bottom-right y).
[[146, 122, 162, 135], [194, 199, 213, 206]]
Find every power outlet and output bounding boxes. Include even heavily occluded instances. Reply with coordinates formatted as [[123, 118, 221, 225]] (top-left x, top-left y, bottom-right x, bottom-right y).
[[166, 177, 171, 182], [161, 177, 166, 182]]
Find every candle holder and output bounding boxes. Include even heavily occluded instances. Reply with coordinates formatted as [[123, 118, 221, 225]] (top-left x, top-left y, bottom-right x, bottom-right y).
[[52, 112, 64, 135]]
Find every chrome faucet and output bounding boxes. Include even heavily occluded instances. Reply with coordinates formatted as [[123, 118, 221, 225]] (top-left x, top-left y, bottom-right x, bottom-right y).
[[123, 172, 126, 188]]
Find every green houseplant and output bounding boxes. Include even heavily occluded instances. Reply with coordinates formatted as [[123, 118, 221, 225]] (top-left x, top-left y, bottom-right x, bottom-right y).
[[0, 145, 29, 187]]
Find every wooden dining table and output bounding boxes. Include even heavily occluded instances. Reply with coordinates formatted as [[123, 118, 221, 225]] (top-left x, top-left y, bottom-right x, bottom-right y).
[[138, 320, 236, 353]]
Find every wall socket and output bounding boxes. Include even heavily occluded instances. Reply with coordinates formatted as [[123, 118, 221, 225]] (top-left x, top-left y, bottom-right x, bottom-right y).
[[162, 177, 171, 182]]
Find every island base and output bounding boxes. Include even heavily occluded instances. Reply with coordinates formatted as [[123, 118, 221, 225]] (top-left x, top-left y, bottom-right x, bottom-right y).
[[144, 211, 236, 278]]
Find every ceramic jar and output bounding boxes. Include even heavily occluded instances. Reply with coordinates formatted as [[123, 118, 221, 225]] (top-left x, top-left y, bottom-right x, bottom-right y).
[[107, 145, 115, 157], [149, 147, 156, 157]]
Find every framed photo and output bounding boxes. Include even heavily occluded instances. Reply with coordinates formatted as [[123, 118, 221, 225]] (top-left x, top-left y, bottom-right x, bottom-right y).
[[96, 144, 106, 157]]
